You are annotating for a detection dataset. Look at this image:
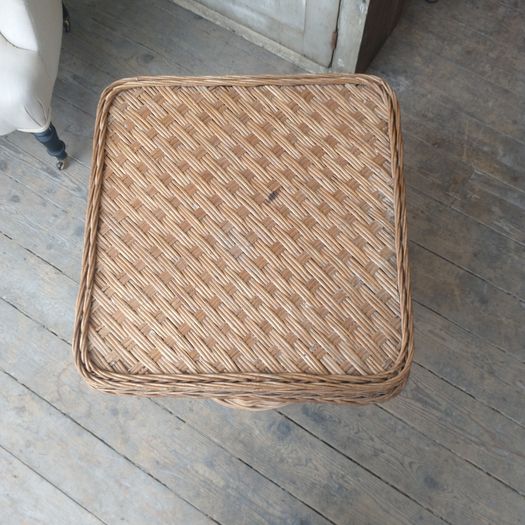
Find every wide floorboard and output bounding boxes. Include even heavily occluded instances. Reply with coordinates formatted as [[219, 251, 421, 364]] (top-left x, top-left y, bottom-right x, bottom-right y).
[[1, 0, 524, 523]]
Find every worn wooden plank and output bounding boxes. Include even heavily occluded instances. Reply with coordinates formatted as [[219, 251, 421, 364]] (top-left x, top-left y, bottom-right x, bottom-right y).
[[401, 136, 525, 245], [385, 364, 525, 494], [451, 170, 525, 245], [407, 187, 525, 299], [371, 61, 525, 229], [0, 370, 212, 525], [374, 61, 525, 201], [0, 148, 85, 279], [413, 303, 525, 427], [400, 104, 525, 196], [412, 0, 523, 42], [83, 0, 303, 75], [0, 233, 77, 339], [57, 12, 191, 95], [73, 5, 217, 77], [0, 183, 82, 281], [410, 243, 524, 358], [374, 27, 525, 140], [0, 297, 333, 525], [400, 1, 525, 96], [369, 4, 525, 250], [158, 397, 446, 525], [375, 111, 525, 250], [55, 0, 301, 123], [282, 401, 525, 525], [404, 134, 525, 242], [0, 446, 103, 525]]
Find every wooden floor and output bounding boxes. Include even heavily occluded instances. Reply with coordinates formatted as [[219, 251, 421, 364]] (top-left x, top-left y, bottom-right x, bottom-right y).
[[1, 0, 524, 523]]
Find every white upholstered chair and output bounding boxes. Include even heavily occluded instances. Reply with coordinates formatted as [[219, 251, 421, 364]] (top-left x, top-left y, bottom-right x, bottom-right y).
[[0, 0, 68, 168]]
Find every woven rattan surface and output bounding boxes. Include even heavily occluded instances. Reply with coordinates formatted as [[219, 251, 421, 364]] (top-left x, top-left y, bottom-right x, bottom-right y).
[[73, 75, 413, 409]]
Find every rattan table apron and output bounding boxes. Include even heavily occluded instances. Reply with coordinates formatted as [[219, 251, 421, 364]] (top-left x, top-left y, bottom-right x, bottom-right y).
[[73, 74, 413, 410]]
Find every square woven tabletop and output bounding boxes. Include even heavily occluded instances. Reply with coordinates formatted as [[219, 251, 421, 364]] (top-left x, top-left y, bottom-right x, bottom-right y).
[[73, 75, 413, 409]]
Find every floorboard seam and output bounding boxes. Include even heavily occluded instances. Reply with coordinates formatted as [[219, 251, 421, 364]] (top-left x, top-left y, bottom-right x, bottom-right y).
[[376, 41, 525, 147], [377, 405, 525, 498], [277, 413, 452, 525], [0, 368, 220, 525], [154, 400, 338, 525], [413, 299, 515, 358], [0, 443, 108, 525], [396, 17, 525, 101], [406, 182, 525, 248], [410, 240, 525, 301], [402, 131, 525, 213], [412, 360, 525, 429], [0, 231, 78, 285], [0, 296, 70, 347], [2, 167, 87, 207], [470, 166, 525, 200], [1, 169, 82, 213], [88, 13, 195, 75]]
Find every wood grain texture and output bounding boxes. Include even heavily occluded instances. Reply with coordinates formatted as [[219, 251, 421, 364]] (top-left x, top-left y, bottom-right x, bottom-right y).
[[157, 398, 446, 525], [400, 3, 525, 96], [376, 33, 525, 140], [402, 134, 525, 245], [0, 146, 85, 279], [407, 187, 525, 299], [370, 2, 525, 247], [385, 364, 525, 495], [412, 303, 525, 427], [1, 0, 525, 521], [410, 243, 524, 358], [0, 370, 212, 525], [282, 402, 525, 525], [0, 447, 103, 525]]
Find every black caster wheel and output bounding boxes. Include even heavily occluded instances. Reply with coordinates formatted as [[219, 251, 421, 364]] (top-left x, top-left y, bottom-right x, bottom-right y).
[[56, 157, 67, 170]]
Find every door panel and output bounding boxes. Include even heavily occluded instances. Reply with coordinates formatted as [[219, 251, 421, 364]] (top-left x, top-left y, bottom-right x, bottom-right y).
[[196, 0, 340, 66]]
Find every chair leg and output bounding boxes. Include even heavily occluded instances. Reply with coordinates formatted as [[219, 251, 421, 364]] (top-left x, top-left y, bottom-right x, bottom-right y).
[[33, 123, 68, 170]]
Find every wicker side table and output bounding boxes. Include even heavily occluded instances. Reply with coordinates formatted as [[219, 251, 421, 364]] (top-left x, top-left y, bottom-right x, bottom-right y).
[[73, 74, 413, 409]]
